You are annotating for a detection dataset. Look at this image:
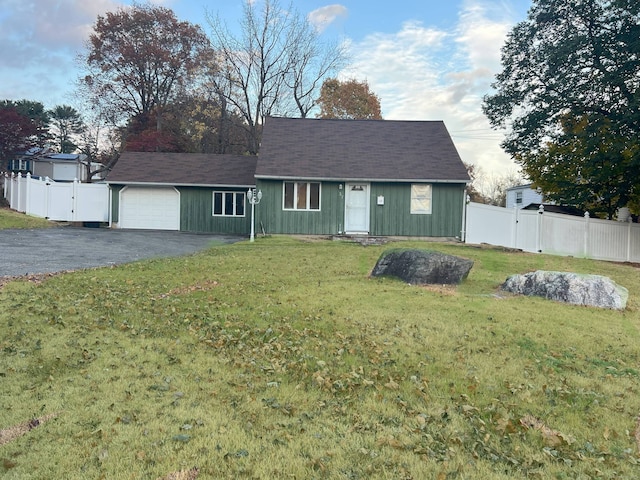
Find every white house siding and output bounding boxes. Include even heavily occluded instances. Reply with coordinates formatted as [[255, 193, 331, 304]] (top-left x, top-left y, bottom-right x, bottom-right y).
[[505, 185, 544, 209]]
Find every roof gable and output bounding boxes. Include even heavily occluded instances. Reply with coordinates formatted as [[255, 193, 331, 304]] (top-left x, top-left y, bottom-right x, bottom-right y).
[[106, 152, 257, 187], [256, 117, 470, 183]]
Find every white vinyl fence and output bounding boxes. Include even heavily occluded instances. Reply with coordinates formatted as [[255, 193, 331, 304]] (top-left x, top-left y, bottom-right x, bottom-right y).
[[3, 172, 109, 222], [465, 202, 640, 263]]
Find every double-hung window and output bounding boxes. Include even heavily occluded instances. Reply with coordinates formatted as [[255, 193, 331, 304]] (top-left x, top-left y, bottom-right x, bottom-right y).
[[410, 184, 432, 214], [213, 191, 246, 216], [283, 181, 320, 210], [516, 191, 523, 205]]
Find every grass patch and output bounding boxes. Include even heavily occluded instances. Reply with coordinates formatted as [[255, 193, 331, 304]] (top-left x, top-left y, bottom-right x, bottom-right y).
[[1, 236, 639, 478], [0, 207, 53, 229]]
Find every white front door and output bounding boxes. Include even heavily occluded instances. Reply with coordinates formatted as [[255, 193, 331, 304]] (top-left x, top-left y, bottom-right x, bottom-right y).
[[344, 183, 370, 234]]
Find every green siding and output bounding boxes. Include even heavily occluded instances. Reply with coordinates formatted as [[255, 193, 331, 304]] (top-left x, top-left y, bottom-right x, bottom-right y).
[[179, 187, 252, 234], [110, 181, 465, 237], [370, 183, 465, 237], [109, 185, 250, 234], [256, 180, 345, 235], [257, 180, 465, 237]]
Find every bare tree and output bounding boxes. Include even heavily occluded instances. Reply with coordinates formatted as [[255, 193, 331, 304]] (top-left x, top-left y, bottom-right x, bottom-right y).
[[285, 18, 347, 118], [206, 0, 347, 154], [464, 162, 525, 206], [76, 107, 122, 182], [481, 170, 524, 207]]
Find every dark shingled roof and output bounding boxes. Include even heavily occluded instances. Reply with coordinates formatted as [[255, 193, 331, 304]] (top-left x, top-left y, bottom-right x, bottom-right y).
[[256, 117, 470, 183], [106, 152, 257, 187]]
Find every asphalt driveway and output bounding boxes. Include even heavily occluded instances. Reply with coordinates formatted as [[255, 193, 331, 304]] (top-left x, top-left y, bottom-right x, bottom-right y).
[[0, 227, 244, 277]]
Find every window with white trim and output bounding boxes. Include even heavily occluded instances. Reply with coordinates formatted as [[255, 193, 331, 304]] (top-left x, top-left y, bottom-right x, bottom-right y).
[[212, 191, 246, 216], [410, 184, 432, 214], [516, 191, 523, 204], [283, 181, 320, 210]]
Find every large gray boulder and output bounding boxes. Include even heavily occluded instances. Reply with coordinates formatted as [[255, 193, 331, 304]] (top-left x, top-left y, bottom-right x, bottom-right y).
[[501, 270, 628, 310], [371, 249, 473, 285]]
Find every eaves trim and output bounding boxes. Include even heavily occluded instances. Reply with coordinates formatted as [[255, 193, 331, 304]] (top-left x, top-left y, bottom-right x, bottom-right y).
[[106, 181, 256, 188], [255, 175, 469, 184]]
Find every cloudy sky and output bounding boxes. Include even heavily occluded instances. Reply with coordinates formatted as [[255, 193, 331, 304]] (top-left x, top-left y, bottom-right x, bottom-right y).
[[0, 0, 531, 175]]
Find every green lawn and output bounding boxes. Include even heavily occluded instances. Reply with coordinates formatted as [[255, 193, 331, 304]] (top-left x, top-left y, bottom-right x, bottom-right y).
[[0, 207, 53, 229], [0, 236, 638, 479]]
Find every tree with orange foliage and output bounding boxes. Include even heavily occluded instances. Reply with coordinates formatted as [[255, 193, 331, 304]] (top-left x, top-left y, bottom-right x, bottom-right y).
[[316, 78, 382, 120]]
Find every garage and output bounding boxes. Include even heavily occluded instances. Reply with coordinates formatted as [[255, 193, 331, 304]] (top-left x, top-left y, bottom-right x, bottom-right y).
[[119, 186, 180, 230]]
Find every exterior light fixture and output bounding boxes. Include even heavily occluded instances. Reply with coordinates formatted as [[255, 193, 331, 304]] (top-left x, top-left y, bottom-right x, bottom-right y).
[[247, 188, 262, 242]]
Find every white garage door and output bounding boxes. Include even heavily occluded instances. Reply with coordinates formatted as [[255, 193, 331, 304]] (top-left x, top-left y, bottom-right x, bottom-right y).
[[119, 187, 180, 230]]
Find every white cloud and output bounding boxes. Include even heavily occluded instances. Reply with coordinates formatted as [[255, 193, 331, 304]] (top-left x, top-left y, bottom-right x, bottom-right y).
[[0, 0, 125, 80], [0, 0, 127, 106], [340, 1, 519, 175], [308, 4, 348, 32]]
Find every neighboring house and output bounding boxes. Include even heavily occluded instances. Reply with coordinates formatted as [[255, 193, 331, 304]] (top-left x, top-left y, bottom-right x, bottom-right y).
[[507, 184, 589, 217], [106, 152, 257, 233], [6, 147, 39, 173], [505, 183, 545, 209], [255, 117, 470, 237], [8, 148, 105, 182]]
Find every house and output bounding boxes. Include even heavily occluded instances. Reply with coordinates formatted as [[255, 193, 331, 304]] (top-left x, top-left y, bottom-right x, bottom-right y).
[[105, 117, 470, 237], [106, 152, 257, 232], [505, 183, 545, 209], [254, 117, 470, 237], [8, 147, 105, 182]]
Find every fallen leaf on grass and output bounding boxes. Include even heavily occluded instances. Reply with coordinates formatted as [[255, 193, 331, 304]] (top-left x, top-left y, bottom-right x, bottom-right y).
[[520, 414, 574, 446], [97, 448, 109, 464], [153, 281, 219, 299], [375, 435, 406, 450], [0, 412, 59, 446], [495, 417, 517, 434], [603, 426, 619, 440], [384, 377, 399, 390], [461, 404, 479, 414], [156, 467, 199, 480]]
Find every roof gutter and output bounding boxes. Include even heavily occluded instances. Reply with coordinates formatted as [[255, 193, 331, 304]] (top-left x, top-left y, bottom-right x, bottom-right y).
[[106, 181, 256, 188], [255, 175, 470, 184]]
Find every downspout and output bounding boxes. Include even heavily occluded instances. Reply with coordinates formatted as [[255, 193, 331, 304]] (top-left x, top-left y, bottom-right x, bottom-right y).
[[108, 186, 113, 228], [460, 187, 468, 243]]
